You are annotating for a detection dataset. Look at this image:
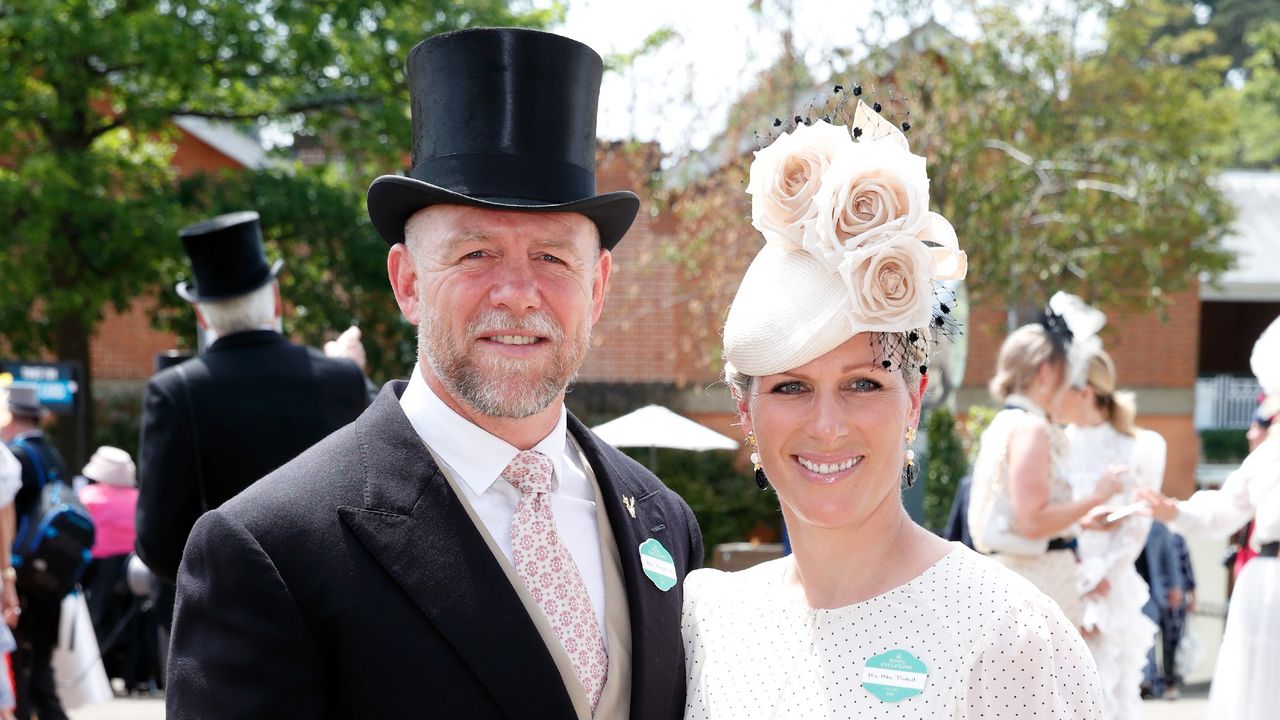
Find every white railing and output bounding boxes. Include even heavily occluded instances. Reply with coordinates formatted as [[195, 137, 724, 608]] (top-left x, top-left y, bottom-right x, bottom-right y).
[[1194, 375, 1262, 430]]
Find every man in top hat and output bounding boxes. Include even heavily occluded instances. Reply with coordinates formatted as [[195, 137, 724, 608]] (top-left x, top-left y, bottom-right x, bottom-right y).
[[2, 384, 70, 720], [134, 211, 371, 622], [167, 28, 703, 719]]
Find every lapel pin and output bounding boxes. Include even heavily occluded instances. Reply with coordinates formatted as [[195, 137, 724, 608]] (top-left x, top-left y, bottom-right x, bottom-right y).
[[623, 496, 636, 518]]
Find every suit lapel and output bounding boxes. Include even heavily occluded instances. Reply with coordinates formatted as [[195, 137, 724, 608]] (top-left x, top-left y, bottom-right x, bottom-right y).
[[338, 384, 576, 719], [568, 415, 683, 719]]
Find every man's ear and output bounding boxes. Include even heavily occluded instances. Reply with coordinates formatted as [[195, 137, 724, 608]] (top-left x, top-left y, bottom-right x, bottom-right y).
[[590, 249, 612, 324], [388, 243, 421, 324]]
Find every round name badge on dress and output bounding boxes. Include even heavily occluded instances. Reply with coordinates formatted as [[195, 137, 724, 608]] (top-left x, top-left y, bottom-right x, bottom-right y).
[[638, 538, 677, 591], [860, 649, 928, 703]]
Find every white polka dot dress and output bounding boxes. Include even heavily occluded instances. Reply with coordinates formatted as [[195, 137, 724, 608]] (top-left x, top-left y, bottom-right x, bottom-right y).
[[682, 544, 1102, 719]]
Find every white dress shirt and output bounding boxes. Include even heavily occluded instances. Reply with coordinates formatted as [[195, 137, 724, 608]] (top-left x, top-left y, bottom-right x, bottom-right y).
[[399, 366, 608, 640]]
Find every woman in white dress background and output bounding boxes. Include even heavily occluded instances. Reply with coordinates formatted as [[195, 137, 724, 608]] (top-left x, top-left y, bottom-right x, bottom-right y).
[[1054, 348, 1163, 719], [966, 294, 1121, 628], [680, 101, 1100, 719], [1139, 315, 1280, 720]]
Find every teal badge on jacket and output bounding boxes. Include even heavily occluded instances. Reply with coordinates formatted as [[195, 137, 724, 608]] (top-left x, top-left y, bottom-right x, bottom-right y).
[[860, 649, 928, 702], [638, 538, 677, 591]]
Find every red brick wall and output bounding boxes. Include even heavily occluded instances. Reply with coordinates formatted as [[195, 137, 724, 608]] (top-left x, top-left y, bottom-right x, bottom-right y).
[[90, 298, 181, 380], [962, 287, 1200, 391], [169, 127, 246, 178], [578, 144, 684, 384]]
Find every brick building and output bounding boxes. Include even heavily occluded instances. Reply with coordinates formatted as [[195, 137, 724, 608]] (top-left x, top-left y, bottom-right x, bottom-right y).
[[91, 117, 265, 397]]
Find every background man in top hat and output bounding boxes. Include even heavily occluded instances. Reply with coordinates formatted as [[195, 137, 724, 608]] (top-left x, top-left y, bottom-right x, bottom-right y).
[[167, 28, 703, 719], [134, 211, 371, 630], [2, 384, 69, 720]]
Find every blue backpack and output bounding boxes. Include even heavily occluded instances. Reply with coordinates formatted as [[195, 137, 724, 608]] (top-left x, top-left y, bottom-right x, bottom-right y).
[[10, 439, 95, 599]]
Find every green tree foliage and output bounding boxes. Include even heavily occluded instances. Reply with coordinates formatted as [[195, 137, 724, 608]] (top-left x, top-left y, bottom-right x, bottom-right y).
[[0, 1, 554, 461], [1225, 20, 1280, 166], [661, 0, 1235, 376], [888, 0, 1234, 322], [922, 407, 967, 532], [1159, 2, 1280, 166], [170, 166, 413, 381], [1167, 0, 1280, 71]]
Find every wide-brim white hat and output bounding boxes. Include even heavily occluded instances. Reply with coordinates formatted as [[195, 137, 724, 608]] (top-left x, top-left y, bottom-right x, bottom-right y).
[[1252, 315, 1280, 418], [722, 101, 965, 378], [82, 446, 136, 488], [724, 243, 853, 377]]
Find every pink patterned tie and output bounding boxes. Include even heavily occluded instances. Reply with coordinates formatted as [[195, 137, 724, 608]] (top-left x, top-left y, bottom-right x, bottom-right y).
[[505, 450, 608, 709]]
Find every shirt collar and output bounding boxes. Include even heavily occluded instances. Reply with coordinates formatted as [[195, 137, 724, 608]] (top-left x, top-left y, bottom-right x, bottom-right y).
[[399, 364, 570, 495], [1004, 393, 1047, 418]]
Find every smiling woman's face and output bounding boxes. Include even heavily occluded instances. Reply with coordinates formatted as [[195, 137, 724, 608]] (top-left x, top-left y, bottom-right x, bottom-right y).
[[739, 333, 925, 533]]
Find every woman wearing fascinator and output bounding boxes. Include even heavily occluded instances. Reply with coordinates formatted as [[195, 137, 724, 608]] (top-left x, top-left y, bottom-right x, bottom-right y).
[[680, 102, 1101, 718], [966, 292, 1123, 629], [1054, 347, 1166, 719], [1136, 315, 1280, 719]]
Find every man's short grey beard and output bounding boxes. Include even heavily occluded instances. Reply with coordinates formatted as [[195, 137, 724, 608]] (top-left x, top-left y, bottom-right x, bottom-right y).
[[419, 306, 589, 419]]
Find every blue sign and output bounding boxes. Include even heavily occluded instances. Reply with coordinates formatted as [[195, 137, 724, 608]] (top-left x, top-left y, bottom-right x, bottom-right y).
[[1, 362, 80, 415]]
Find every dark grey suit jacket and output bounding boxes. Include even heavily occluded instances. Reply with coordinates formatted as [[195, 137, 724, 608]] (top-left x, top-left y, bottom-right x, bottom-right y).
[[135, 330, 369, 584], [167, 382, 704, 719]]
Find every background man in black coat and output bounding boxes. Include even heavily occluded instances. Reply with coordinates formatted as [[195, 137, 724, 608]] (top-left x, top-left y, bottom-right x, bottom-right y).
[[135, 212, 370, 621], [167, 28, 703, 720]]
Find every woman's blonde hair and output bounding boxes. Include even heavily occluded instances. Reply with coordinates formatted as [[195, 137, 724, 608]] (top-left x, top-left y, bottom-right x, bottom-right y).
[[988, 324, 1066, 402], [1083, 349, 1137, 436]]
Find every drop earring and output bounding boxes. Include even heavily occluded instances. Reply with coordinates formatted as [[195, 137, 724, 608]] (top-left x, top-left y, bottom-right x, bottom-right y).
[[746, 431, 768, 489], [903, 427, 918, 488]]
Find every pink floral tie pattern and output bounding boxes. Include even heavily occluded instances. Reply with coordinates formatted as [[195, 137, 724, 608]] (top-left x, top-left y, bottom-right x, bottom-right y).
[[505, 450, 608, 709]]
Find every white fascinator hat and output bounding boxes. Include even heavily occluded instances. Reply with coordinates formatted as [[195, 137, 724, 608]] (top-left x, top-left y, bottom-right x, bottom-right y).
[[723, 100, 967, 377], [1040, 291, 1107, 388]]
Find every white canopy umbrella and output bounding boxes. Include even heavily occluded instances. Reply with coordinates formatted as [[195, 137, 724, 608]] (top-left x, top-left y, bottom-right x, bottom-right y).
[[591, 404, 739, 452]]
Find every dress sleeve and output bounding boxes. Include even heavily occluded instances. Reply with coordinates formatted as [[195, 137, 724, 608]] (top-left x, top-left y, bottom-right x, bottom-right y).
[[135, 379, 203, 584], [1170, 436, 1279, 539], [955, 592, 1102, 719], [682, 568, 716, 719]]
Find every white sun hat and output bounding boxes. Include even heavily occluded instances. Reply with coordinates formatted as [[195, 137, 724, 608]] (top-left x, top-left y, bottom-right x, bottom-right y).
[[723, 100, 967, 377], [81, 446, 136, 488]]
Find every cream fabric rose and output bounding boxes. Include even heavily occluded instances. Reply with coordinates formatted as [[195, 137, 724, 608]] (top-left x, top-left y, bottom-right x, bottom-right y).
[[727, 99, 970, 371], [836, 232, 936, 332], [746, 121, 850, 250], [919, 212, 967, 281], [806, 148, 930, 267]]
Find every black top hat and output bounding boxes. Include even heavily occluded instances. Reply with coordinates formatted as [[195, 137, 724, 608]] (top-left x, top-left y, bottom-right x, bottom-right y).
[[366, 28, 640, 251], [175, 211, 283, 303]]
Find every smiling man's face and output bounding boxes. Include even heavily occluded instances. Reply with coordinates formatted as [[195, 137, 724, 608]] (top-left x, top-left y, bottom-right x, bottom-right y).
[[397, 205, 609, 419]]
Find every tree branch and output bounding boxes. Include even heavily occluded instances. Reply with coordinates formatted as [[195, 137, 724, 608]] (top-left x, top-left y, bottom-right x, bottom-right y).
[[88, 116, 129, 141]]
